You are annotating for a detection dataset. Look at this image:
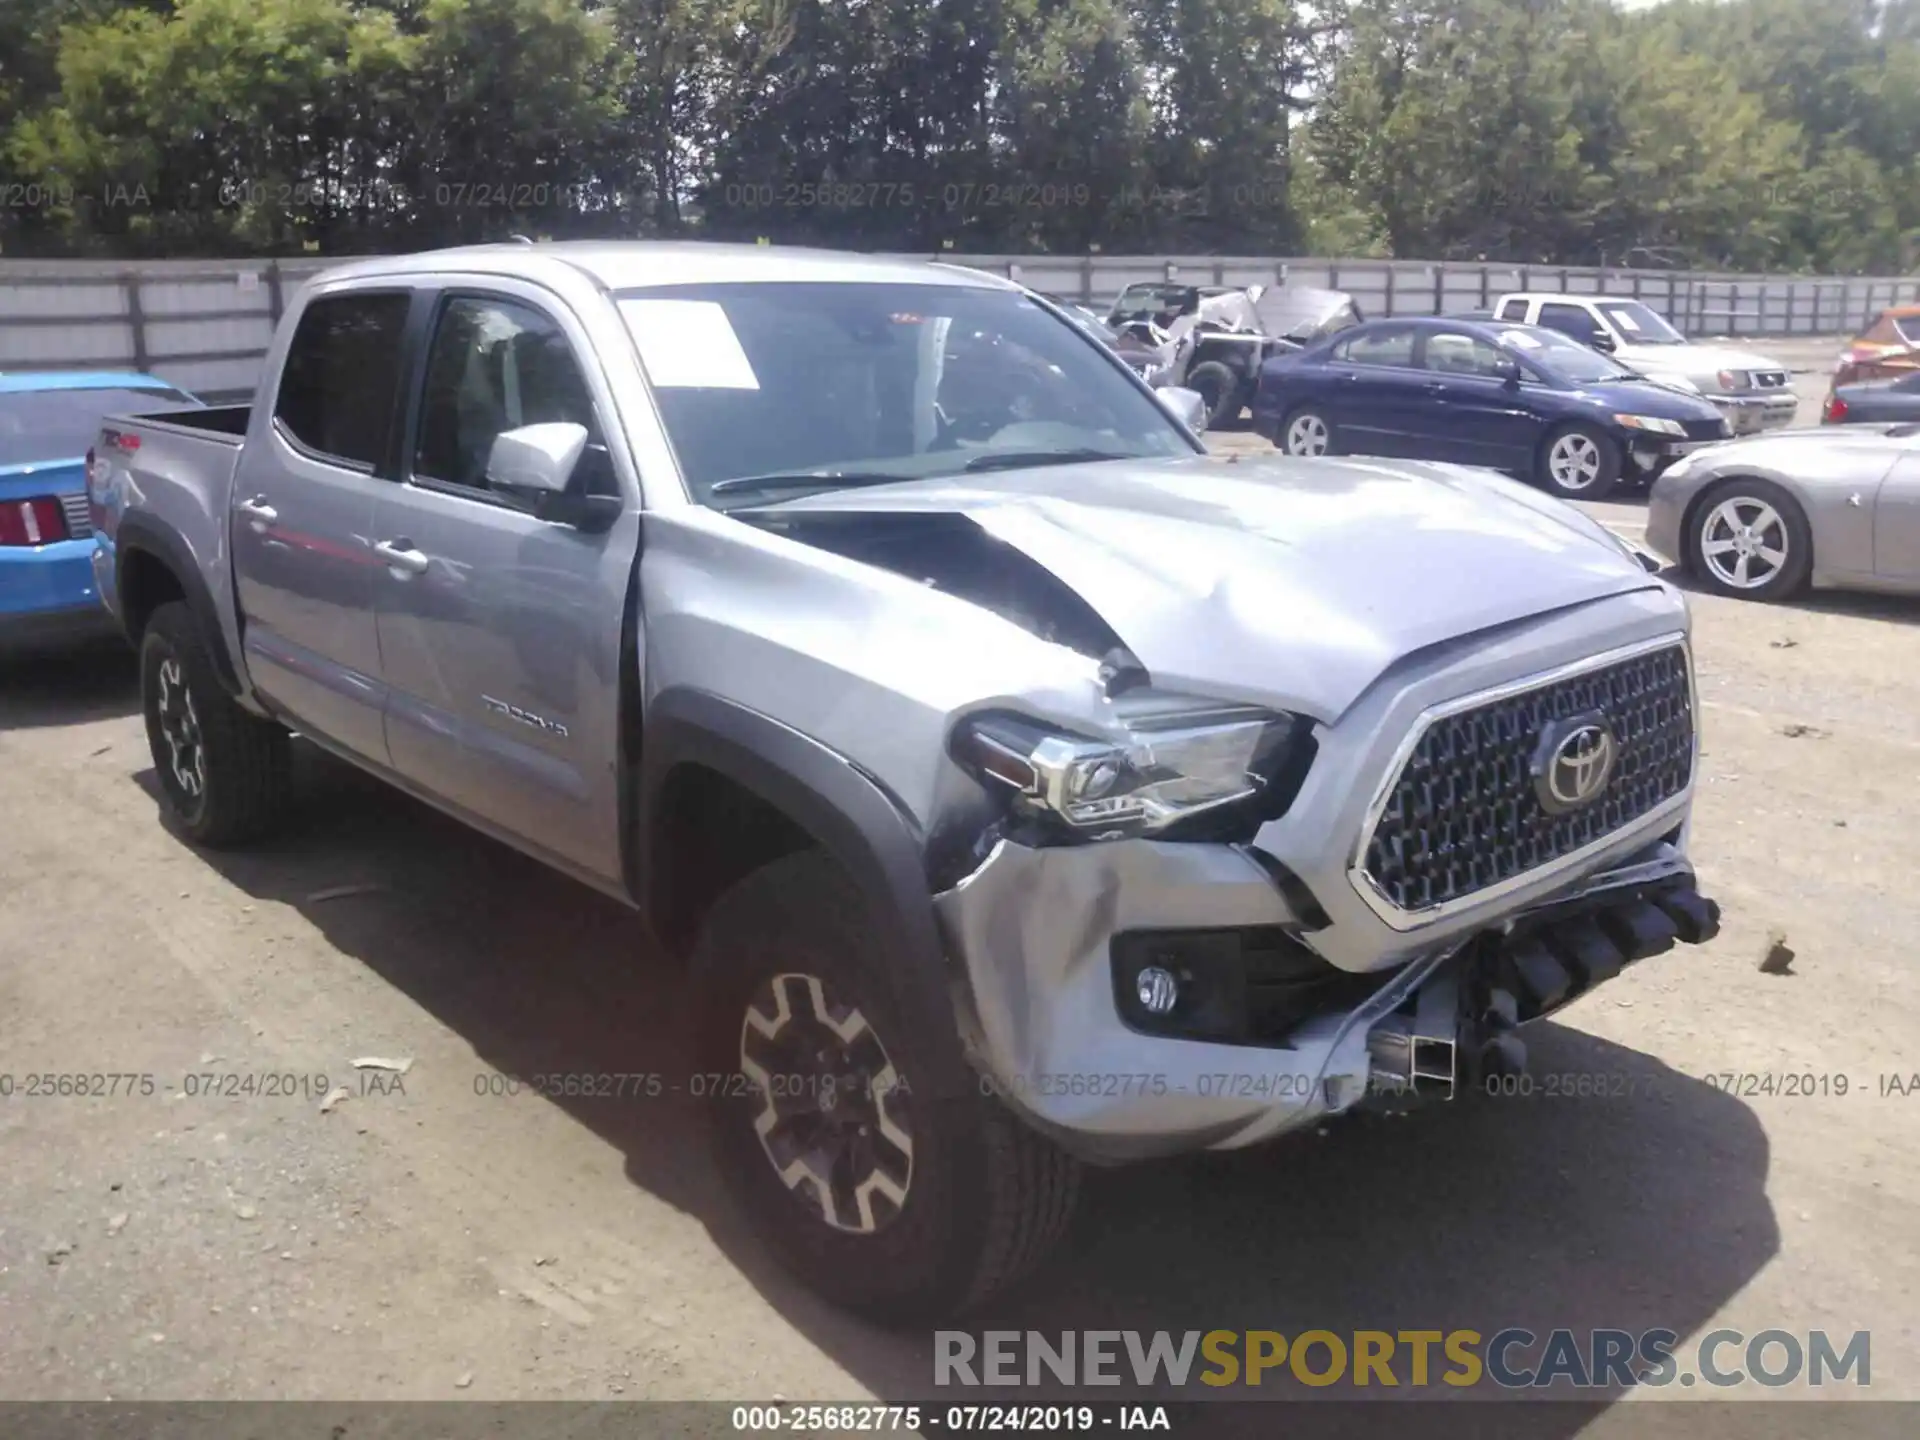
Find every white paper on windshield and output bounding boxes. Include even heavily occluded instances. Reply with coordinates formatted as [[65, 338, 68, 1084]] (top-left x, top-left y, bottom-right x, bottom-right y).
[[1612, 309, 1642, 333], [1499, 329, 1543, 349], [618, 299, 760, 389]]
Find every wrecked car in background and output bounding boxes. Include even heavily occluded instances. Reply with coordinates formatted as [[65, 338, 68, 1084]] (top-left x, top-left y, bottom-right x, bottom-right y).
[[1106, 281, 1362, 427], [92, 240, 1718, 1322]]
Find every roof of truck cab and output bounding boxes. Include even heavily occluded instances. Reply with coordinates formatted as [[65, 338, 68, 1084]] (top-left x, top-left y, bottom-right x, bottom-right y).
[[0, 369, 178, 395], [307, 241, 1018, 294]]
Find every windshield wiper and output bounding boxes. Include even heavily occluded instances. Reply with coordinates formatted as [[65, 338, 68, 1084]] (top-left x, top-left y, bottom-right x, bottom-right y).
[[708, 469, 918, 497], [960, 447, 1136, 473]]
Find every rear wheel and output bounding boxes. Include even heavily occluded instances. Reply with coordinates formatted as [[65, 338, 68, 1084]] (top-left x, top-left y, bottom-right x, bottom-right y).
[[692, 851, 1081, 1321], [139, 601, 291, 846], [1537, 423, 1623, 501], [1281, 406, 1338, 457], [1687, 479, 1812, 601]]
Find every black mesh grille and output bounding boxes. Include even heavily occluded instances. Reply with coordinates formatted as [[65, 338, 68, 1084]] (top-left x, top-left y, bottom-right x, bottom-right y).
[[1361, 645, 1694, 913], [1682, 417, 1731, 441]]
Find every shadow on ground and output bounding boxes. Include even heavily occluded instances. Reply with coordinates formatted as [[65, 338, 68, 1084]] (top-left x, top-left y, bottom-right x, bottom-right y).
[[1663, 566, 1920, 626], [141, 743, 1778, 1435], [0, 639, 137, 730]]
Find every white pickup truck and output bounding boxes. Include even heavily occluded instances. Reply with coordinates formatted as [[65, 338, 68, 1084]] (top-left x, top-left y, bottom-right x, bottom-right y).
[[1493, 293, 1799, 435]]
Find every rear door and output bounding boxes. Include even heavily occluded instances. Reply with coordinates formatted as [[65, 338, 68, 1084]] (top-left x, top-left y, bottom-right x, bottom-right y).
[[371, 284, 637, 883], [1323, 324, 1427, 455], [230, 289, 413, 763]]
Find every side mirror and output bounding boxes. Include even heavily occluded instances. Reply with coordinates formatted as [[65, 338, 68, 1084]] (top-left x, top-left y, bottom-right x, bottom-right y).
[[1589, 331, 1617, 354], [485, 422, 588, 495], [1157, 385, 1210, 433], [1494, 357, 1522, 386]]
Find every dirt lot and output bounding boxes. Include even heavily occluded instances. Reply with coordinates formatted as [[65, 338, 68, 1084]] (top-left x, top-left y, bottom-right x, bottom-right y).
[[3, 336, 1916, 1425]]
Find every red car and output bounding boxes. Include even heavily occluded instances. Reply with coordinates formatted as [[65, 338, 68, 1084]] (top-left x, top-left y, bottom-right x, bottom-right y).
[[1832, 305, 1920, 388]]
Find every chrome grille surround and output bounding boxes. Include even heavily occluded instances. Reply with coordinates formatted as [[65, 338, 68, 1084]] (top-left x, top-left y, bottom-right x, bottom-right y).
[[1349, 634, 1697, 931]]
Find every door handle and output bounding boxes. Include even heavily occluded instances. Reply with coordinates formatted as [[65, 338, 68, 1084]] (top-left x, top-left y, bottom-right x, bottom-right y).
[[235, 497, 278, 531], [373, 539, 431, 577]]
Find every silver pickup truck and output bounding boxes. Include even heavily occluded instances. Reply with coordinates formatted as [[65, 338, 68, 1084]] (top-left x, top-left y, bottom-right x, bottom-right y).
[[89, 242, 1721, 1320]]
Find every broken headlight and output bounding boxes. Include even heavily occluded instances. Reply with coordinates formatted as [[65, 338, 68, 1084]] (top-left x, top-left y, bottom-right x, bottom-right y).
[[951, 701, 1309, 841]]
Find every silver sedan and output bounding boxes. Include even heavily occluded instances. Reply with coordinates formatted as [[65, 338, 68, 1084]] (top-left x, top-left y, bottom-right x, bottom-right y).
[[1645, 423, 1920, 600]]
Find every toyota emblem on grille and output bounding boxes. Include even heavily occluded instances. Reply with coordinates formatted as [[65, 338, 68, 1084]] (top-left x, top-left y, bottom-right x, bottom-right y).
[[1531, 712, 1618, 814]]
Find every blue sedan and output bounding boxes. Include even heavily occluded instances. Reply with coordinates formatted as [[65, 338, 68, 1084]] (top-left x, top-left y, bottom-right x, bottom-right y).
[[1, 370, 202, 648], [1251, 317, 1731, 501]]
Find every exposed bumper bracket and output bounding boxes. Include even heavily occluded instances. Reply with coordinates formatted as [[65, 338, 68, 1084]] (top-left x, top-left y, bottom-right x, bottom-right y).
[[1367, 874, 1720, 1101]]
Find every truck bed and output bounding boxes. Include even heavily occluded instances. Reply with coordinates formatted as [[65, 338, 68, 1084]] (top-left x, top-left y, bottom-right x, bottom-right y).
[[119, 403, 251, 442]]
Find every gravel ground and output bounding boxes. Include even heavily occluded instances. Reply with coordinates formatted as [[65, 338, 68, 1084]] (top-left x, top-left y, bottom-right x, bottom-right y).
[[2, 335, 1915, 1425]]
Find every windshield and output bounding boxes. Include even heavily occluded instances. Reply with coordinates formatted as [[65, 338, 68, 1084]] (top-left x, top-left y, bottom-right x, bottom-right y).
[[0, 385, 198, 467], [1595, 300, 1686, 345], [1490, 325, 1638, 384], [1896, 315, 1920, 347], [619, 282, 1195, 509]]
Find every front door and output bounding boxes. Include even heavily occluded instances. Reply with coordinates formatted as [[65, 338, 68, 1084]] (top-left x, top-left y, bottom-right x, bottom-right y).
[[372, 287, 637, 883], [1875, 446, 1920, 581], [229, 289, 412, 763], [1415, 330, 1542, 468]]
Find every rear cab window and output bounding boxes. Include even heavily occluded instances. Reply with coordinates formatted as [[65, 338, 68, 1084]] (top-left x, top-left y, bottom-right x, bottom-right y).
[[1497, 299, 1529, 322], [272, 291, 413, 470], [1537, 303, 1604, 344]]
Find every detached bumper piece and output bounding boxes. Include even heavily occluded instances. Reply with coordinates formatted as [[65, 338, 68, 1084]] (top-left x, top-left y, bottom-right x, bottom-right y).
[[1367, 876, 1720, 1100]]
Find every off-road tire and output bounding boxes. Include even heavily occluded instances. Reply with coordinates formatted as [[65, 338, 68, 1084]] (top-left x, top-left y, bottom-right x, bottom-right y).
[[1185, 360, 1244, 430], [140, 601, 291, 846], [1685, 477, 1813, 602], [1536, 422, 1623, 501], [692, 849, 1081, 1321]]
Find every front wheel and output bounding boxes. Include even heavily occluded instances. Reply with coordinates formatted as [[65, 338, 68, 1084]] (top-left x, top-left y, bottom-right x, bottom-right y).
[[692, 851, 1081, 1321], [1536, 424, 1623, 501], [1687, 479, 1812, 601], [1185, 360, 1244, 430], [139, 601, 291, 846]]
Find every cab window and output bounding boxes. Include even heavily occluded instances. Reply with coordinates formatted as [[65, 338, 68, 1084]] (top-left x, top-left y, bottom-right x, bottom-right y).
[[412, 295, 610, 498], [1333, 325, 1418, 368]]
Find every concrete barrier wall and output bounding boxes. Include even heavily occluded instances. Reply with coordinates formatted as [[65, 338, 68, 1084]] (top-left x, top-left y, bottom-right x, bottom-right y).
[[3, 251, 1915, 401]]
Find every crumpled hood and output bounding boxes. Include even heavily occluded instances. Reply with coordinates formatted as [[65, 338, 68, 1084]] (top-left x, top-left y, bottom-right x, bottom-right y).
[[759, 453, 1660, 721], [1619, 340, 1788, 382]]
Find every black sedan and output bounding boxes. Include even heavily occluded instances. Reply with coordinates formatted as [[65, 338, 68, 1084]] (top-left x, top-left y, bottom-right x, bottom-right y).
[[1250, 317, 1731, 501], [1822, 372, 1920, 425]]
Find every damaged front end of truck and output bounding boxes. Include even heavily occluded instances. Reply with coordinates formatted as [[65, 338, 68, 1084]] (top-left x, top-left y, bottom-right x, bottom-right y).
[[670, 453, 1724, 1165]]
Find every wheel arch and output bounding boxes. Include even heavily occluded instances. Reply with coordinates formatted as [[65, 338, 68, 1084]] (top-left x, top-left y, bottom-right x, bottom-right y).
[[114, 513, 244, 697], [634, 689, 948, 993]]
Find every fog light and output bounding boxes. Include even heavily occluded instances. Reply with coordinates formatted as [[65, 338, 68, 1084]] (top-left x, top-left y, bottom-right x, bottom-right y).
[[1136, 966, 1180, 1016]]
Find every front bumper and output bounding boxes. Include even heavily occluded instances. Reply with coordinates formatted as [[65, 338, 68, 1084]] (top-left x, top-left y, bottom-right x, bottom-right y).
[[1626, 434, 1725, 478], [1706, 391, 1798, 434], [935, 834, 1717, 1164], [934, 596, 1708, 1163]]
